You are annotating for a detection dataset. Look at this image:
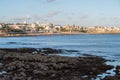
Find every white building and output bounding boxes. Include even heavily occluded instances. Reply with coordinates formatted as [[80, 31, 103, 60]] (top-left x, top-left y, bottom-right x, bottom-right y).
[[0, 23, 2, 28]]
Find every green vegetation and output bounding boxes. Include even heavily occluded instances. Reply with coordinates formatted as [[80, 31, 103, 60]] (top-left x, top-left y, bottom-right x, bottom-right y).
[[10, 29, 24, 33], [38, 26, 44, 30], [1, 25, 11, 33], [60, 27, 69, 32], [80, 27, 87, 33]]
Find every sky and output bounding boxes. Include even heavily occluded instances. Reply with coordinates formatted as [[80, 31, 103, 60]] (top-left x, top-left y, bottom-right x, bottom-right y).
[[0, 0, 120, 26]]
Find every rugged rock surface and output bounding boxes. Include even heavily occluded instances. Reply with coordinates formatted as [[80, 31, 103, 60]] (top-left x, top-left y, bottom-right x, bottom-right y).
[[103, 66, 120, 80], [0, 48, 79, 55], [0, 48, 113, 80]]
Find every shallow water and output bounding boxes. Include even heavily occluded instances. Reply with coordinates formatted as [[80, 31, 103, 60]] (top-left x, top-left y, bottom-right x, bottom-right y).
[[0, 34, 120, 63]]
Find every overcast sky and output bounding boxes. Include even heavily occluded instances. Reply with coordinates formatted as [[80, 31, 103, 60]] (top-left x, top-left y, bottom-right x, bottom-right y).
[[0, 0, 120, 26]]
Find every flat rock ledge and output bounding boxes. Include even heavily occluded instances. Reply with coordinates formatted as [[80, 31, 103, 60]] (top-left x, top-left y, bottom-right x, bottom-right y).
[[0, 48, 113, 80]]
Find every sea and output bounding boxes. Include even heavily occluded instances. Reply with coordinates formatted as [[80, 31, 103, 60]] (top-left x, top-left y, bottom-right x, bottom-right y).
[[0, 34, 120, 64], [0, 34, 120, 79]]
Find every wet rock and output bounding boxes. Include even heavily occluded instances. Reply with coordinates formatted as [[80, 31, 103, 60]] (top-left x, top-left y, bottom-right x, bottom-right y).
[[115, 66, 120, 75], [0, 48, 80, 55], [39, 48, 63, 54], [65, 50, 79, 52], [0, 48, 38, 53], [103, 75, 120, 80], [7, 42, 17, 44], [102, 66, 120, 80]]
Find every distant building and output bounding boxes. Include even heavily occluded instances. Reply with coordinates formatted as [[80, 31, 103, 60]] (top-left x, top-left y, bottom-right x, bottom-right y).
[[30, 23, 37, 31], [0, 23, 3, 28], [8, 24, 26, 30], [52, 25, 62, 33], [0, 23, 6, 29], [54, 25, 61, 29], [45, 23, 53, 29]]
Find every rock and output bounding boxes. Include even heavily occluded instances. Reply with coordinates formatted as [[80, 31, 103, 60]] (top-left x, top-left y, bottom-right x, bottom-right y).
[[7, 42, 17, 44], [115, 66, 120, 75], [103, 66, 120, 80], [40, 48, 63, 54], [0, 48, 113, 80], [20, 72, 26, 76], [103, 75, 120, 80], [0, 48, 38, 53]]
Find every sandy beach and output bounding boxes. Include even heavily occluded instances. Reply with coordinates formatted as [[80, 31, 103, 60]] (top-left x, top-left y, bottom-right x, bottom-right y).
[[0, 32, 120, 37]]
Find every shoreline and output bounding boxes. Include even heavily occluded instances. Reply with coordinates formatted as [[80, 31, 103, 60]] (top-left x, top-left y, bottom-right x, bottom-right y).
[[0, 32, 120, 37]]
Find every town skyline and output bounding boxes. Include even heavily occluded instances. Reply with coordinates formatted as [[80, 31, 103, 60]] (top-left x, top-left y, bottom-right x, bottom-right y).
[[0, 0, 120, 26], [1, 22, 120, 35]]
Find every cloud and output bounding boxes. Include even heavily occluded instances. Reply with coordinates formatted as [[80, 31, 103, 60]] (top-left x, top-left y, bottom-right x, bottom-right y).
[[67, 16, 73, 20], [79, 15, 89, 19], [10, 16, 22, 21], [9, 16, 32, 23], [46, 0, 56, 3], [47, 11, 61, 18]]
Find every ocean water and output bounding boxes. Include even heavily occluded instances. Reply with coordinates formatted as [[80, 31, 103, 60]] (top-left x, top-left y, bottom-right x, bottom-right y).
[[0, 34, 120, 63], [0, 34, 120, 79]]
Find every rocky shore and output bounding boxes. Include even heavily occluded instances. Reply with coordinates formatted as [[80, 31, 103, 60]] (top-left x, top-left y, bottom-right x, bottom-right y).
[[0, 48, 115, 80], [103, 65, 120, 80]]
